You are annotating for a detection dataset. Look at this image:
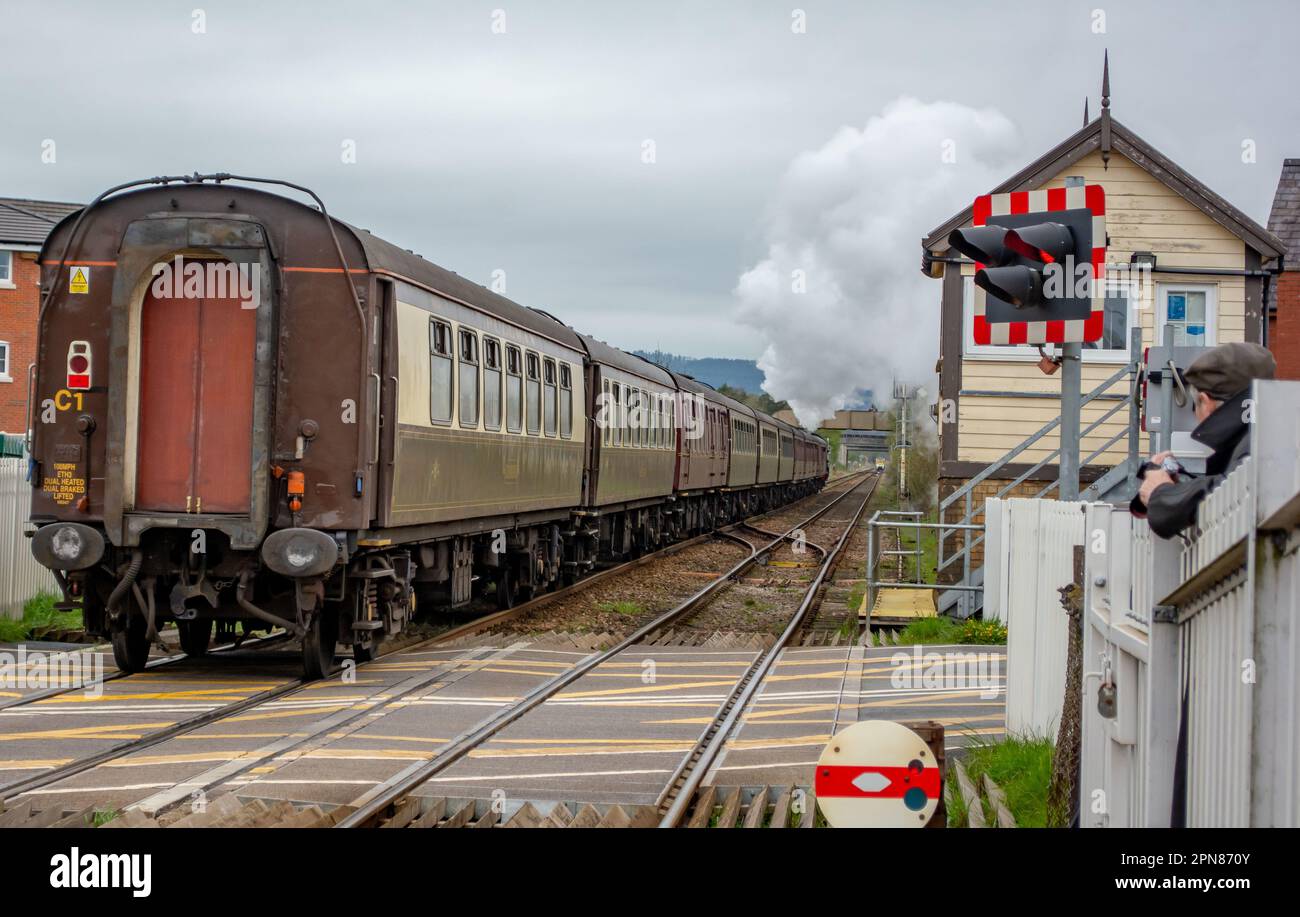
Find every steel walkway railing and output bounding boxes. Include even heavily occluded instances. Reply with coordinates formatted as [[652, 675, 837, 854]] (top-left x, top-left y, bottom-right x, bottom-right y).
[[937, 327, 1143, 616]]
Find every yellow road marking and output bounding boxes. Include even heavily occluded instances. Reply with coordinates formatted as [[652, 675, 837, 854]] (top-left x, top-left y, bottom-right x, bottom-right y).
[[35, 687, 274, 704], [0, 758, 73, 769], [0, 721, 175, 742], [224, 704, 352, 723]]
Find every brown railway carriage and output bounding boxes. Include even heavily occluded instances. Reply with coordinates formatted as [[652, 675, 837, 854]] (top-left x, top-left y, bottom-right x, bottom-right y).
[[756, 416, 780, 484], [580, 336, 677, 559], [28, 176, 826, 679], [776, 421, 796, 482]]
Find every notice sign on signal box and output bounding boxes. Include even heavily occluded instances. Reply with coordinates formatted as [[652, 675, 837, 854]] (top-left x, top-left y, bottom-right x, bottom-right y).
[[814, 720, 941, 827], [958, 184, 1107, 346]]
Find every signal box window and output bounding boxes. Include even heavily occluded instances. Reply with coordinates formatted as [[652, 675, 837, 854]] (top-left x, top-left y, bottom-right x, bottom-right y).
[[506, 345, 523, 433], [429, 319, 453, 424], [559, 363, 573, 438], [543, 358, 558, 437], [525, 351, 541, 435], [459, 329, 480, 428], [1157, 285, 1217, 349], [483, 338, 502, 431]]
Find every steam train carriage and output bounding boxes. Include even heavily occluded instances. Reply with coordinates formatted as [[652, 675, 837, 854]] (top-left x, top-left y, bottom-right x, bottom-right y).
[[29, 177, 828, 678]]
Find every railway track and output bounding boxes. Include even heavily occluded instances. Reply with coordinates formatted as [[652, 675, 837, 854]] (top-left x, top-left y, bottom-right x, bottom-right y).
[[343, 472, 877, 828], [0, 475, 868, 827], [0, 628, 293, 714]]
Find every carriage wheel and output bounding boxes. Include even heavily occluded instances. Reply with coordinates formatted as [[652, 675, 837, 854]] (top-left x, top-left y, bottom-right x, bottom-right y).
[[178, 618, 213, 657], [301, 604, 338, 680], [495, 567, 516, 610], [110, 613, 151, 673]]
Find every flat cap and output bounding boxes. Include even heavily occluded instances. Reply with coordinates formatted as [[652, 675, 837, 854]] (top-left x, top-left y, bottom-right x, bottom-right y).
[[1184, 341, 1276, 401]]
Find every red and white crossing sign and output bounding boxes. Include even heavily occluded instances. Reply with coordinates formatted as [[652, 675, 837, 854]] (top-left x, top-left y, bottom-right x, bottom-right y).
[[967, 184, 1107, 346], [814, 720, 941, 827]]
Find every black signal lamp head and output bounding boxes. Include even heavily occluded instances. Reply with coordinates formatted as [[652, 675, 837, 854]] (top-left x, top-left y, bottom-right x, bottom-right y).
[[975, 265, 1044, 309], [947, 225, 1011, 267], [1003, 222, 1075, 264]]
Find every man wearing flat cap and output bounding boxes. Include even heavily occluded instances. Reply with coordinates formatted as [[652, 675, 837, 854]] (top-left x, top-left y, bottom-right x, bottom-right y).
[[1136, 341, 1276, 538]]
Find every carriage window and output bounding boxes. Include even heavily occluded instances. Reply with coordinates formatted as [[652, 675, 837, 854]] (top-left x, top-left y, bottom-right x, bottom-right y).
[[458, 329, 479, 428], [525, 352, 541, 435], [559, 363, 573, 438], [602, 379, 611, 445], [429, 319, 453, 424], [650, 394, 658, 449], [668, 398, 676, 451], [506, 344, 523, 433], [612, 384, 622, 446], [542, 358, 558, 437], [483, 338, 502, 431]]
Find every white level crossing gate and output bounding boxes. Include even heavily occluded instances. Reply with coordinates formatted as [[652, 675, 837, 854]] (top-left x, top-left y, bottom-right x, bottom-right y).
[[1080, 381, 1300, 827]]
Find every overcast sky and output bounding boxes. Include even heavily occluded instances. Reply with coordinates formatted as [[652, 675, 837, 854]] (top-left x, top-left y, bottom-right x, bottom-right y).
[[3, 0, 1297, 418]]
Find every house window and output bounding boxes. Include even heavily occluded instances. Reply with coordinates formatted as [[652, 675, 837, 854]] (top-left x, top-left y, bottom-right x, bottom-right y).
[[1157, 284, 1217, 349], [525, 351, 541, 435], [429, 319, 453, 424], [505, 345, 523, 433], [543, 357, 558, 437], [0, 341, 10, 381], [0, 251, 12, 286], [559, 364, 573, 438], [483, 338, 502, 431], [963, 275, 1137, 362]]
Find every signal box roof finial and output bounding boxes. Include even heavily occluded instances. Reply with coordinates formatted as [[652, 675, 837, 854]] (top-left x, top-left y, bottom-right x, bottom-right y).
[[1100, 49, 1112, 169]]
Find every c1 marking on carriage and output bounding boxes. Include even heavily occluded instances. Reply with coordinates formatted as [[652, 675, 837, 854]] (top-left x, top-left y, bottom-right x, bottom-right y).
[[814, 720, 941, 827]]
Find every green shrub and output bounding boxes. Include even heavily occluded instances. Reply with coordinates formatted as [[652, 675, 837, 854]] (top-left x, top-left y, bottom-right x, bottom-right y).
[[958, 618, 1007, 645]]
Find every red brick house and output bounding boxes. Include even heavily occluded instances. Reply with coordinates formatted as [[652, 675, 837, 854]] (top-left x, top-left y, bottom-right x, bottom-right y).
[[0, 197, 82, 437], [1267, 159, 1300, 379]]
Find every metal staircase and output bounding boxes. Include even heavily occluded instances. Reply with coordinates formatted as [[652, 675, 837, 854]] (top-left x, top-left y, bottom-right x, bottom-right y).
[[938, 328, 1144, 617]]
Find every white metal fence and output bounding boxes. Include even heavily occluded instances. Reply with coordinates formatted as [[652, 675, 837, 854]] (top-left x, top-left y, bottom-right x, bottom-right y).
[[0, 457, 57, 619], [985, 497, 1085, 738], [1079, 380, 1300, 827]]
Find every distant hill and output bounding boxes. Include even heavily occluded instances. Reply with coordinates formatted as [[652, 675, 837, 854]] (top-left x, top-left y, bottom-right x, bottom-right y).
[[633, 351, 766, 393]]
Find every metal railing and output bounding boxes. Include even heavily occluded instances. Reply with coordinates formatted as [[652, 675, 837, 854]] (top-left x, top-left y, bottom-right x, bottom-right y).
[[865, 511, 982, 617], [1080, 380, 1300, 827], [937, 326, 1143, 616]]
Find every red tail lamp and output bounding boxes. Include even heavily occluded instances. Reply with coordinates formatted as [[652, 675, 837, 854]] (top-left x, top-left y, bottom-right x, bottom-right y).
[[67, 341, 92, 390]]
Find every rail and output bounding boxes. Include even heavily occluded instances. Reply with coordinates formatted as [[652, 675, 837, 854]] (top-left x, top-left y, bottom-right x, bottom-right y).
[[337, 474, 875, 828], [656, 476, 876, 826]]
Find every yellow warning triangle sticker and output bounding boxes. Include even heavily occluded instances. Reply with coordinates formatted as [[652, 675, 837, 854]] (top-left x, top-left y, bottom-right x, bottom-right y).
[[69, 267, 89, 294]]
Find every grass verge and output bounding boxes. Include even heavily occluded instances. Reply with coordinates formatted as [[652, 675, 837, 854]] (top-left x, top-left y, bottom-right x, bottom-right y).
[[895, 615, 1007, 645], [946, 734, 1054, 828], [0, 592, 82, 643]]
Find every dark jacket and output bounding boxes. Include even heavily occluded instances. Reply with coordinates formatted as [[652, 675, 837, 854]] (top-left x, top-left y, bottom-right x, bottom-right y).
[[1146, 390, 1251, 539]]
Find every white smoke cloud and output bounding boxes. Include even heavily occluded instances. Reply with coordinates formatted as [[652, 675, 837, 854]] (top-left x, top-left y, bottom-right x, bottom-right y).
[[734, 96, 1022, 427]]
